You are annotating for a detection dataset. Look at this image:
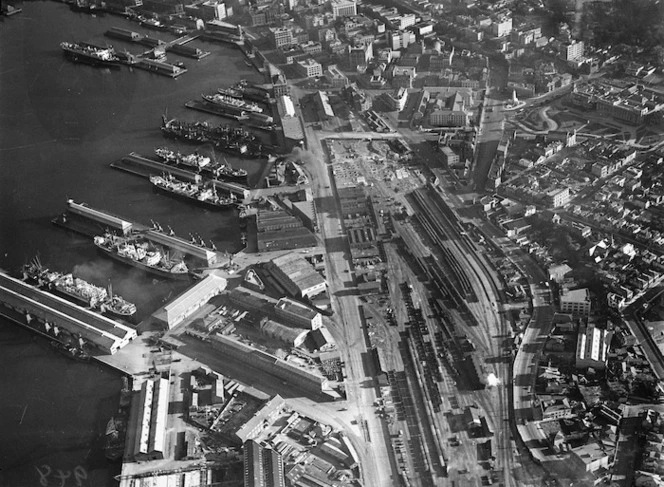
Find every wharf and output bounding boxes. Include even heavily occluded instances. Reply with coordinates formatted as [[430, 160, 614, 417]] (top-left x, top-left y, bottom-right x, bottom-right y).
[[0, 272, 137, 356], [105, 28, 210, 59], [133, 59, 187, 78], [111, 152, 251, 199], [53, 199, 224, 266]]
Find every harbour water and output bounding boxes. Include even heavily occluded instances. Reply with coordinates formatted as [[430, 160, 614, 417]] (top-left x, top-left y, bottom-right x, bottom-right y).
[[0, 3, 263, 484]]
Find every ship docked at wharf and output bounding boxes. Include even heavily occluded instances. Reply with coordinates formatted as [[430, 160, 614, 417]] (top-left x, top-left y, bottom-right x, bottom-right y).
[[154, 147, 248, 181], [21, 258, 137, 318], [149, 173, 238, 210], [60, 41, 121, 67], [201, 93, 263, 114], [93, 233, 190, 280], [219, 79, 270, 104], [160, 116, 266, 157]]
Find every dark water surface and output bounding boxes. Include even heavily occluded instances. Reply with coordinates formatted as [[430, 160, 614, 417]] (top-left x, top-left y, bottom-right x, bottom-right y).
[[0, 3, 260, 485]]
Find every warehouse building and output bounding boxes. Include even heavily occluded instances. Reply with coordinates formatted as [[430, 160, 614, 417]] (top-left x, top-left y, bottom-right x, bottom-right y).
[[266, 253, 326, 298], [128, 377, 170, 461], [259, 318, 310, 347], [244, 440, 286, 487], [275, 297, 323, 330], [153, 274, 227, 329]]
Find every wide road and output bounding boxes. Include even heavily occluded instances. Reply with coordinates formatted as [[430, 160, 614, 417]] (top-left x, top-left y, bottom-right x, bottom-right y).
[[472, 93, 506, 191], [294, 86, 395, 487]]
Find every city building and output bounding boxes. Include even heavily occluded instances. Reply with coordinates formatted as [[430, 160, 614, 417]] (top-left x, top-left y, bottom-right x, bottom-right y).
[[152, 274, 227, 329], [297, 58, 323, 78], [385, 87, 408, 111], [546, 187, 570, 208], [271, 27, 294, 48], [428, 92, 469, 127], [548, 263, 573, 283], [325, 64, 349, 87], [275, 297, 323, 330], [576, 323, 612, 370], [314, 90, 334, 119], [129, 377, 170, 461], [491, 16, 512, 37], [441, 146, 459, 167], [348, 42, 373, 69], [560, 288, 591, 315], [244, 440, 286, 487], [561, 40, 584, 62], [570, 441, 613, 474], [235, 395, 287, 444], [331, 0, 356, 19]]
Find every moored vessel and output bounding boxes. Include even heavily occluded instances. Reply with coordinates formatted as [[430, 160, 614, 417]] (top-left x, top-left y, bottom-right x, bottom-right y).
[[149, 173, 238, 209], [60, 41, 121, 67], [202, 93, 263, 113], [160, 116, 265, 157], [93, 233, 190, 280], [21, 258, 137, 318]]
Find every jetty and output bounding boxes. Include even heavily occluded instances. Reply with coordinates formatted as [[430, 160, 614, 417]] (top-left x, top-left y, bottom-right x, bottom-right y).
[[53, 199, 227, 268], [110, 152, 251, 200]]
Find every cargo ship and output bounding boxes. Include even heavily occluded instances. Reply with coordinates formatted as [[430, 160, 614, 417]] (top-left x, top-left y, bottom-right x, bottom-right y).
[[60, 41, 121, 67], [154, 147, 248, 181], [93, 233, 190, 280], [221, 79, 270, 103], [154, 147, 212, 171], [150, 173, 238, 210], [21, 259, 137, 318], [202, 93, 263, 113], [160, 116, 265, 157]]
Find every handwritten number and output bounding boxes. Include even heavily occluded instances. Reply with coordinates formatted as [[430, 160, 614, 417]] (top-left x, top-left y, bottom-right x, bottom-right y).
[[36, 465, 52, 487], [55, 469, 72, 487], [73, 465, 88, 486]]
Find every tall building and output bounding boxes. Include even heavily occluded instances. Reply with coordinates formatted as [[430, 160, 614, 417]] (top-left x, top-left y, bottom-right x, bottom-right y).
[[491, 16, 512, 37], [244, 440, 286, 487], [560, 288, 591, 315], [331, 0, 356, 19], [296, 58, 323, 78], [270, 27, 294, 48], [561, 40, 584, 61]]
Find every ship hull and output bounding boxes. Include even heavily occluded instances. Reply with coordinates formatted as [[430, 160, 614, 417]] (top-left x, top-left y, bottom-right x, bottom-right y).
[[151, 183, 237, 211], [95, 245, 191, 280], [50, 285, 95, 308], [62, 49, 121, 68]]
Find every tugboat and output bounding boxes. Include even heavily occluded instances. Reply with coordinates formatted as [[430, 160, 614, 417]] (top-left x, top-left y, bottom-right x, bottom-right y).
[[93, 233, 190, 280], [104, 416, 126, 460], [149, 173, 238, 210], [50, 340, 91, 363], [101, 283, 137, 318]]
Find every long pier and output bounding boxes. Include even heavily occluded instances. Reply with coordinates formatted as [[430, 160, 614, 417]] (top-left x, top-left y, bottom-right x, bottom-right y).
[[105, 28, 210, 59], [53, 199, 227, 267], [110, 152, 252, 199], [0, 272, 137, 355]]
